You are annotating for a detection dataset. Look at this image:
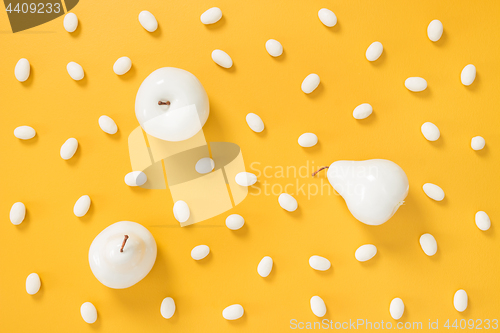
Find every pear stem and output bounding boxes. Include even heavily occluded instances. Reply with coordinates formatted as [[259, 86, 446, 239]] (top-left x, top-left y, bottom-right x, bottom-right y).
[[158, 101, 171, 106], [120, 235, 129, 252], [312, 166, 329, 177]]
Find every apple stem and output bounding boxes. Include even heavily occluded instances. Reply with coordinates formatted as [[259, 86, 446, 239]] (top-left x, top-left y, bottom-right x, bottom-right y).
[[312, 166, 329, 177], [120, 235, 129, 252], [158, 101, 171, 106]]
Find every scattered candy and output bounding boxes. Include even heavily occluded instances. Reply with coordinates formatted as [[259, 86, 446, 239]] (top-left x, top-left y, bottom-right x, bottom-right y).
[[63, 13, 78, 32], [173, 200, 190, 223], [67, 62, 84, 81], [26, 273, 40, 295], [14, 126, 36, 140], [318, 8, 337, 27], [301, 73, 320, 94], [353, 103, 373, 120], [278, 193, 298, 212], [222, 304, 244, 320], [15, 58, 30, 82], [246, 113, 265, 133], [211, 49, 233, 68], [195, 157, 215, 174], [235, 172, 257, 186], [81, 302, 97, 324], [74, 195, 91, 217], [421, 122, 440, 141], [138, 10, 158, 32], [475, 211, 491, 231], [453, 290, 468, 312], [298, 133, 318, 147], [419, 233, 437, 256], [405, 77, 427, 92], [265, 39, 283, 57], [200, 7, 222, 25], [461, 64, 476, 86], [60, 138, 78, 160], [124, 171, 147, 186], [160, 297, 176, 319], [355, 244, 377, 262], [471, 136, 485, 151], [191, 245, 210, 260], [225, 214, 245, 230], [257, 256, 273, 277], [422, 183, 445, 201], [98, 115, 118, 134], [113, 57, 132, 75], [309, 255, 331, 271], [390, 298, 405, 320], [427, 20, 443, 42], [10, 202, 26, 225], [366, 42, 383, 61], [310, 296, 327, 317]]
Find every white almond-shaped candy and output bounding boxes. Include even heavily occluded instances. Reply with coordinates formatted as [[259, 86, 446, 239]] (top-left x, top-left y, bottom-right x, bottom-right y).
[[390, 298, 405, 320], [160, 297, 176, 319], [138, 10, 158, 32], [81, 302, 97, 324], [173, 200, 190, 223], [353, 103, 373, 120], [98, 115, 118, 134], [318, 8, 337, 27], [366, 42, 383, 61], [14, 126, 36, 140], [125, 171, 147, 186], [10, 202, 26, 225], [310, 296, 327, 317], [298, 133, 318, 147], [200, 7, 222, 25], [74, 195, 91, 217], [67, 62, 84, 81], [191, 245, 210, 260], [461, 64, 476, 86], [222, 304, 244, 320], [475, 211, 491, 231], [309, 255, 331, 271], [454, 290, 468, 312], [419, 233, 437, 256], [422, 183, 445, 201], [26, 273, 41, 295], [113, 57, 132, 75], [355, 244, 377, 262], [212, 49, 233, 68], [60, 138, 78, 160], [278, 193, 298, 212], [63, 13, 78, 32], [235, 172, 257, 186], [225, 214, 245, 230], [471, 136, 485, 151], [246, 113, 265, 133], [421, 122, 440, 141], [265, 39, 283, 57], [195, 157, 214, 174], [15, 58, 30, 82], [405, 77, 427, 92], [427, 20, 443, 42], [257, 256, 273, 277], [301, 74, 320, 94]]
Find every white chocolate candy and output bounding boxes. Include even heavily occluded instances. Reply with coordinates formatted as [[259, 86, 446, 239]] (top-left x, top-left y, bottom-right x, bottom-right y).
[[14, 126, 36, 140], [211, 49, 233, 68], [298, 133, 318, 147], [66, 62, 84, 81], [74, 195, 91, 217], [195, 157, 214, 174], [310, 296, 327, 317], [81, 302, 97, 324], [10, 202, 26, 225], [471, 136, 485, 150], [421, 122, 440, 141], [318, 8, 337, 27], [235, 172, 257, 186], [246, 113, 265, 133], [257, 256, 273, 277], [222, 304, 244, 320], [15, 58, 30, 82], [353, 103, 373, 120], [405, 77, 427, 92], [366, 42, 383, 61], [98, 115, 118, 134], [60, 138, 78, 160], [301, 74, 320, 94], [422, 183, 445, 201], [191, 245, 210, 260], [125, 171, 147, 186], [461, 64, 476, 86], [475, 211, 490, 231], [427, 20, 443, 42], [63, 13, 78, 32], [113, 57, 132, 75], [309, 255, 331, 271], [225, 214, 245, 230], [390, 298, 405, 320], [160, 297, 176, 319], [278, 193, 298, 212], [200, 7, 222, 25], [355, 244, 377, 262], [454, 290, 468, 312], [419, 233, 437, 256], [173, 200, 190, 223], [138, 11, 158, 32], [26, 273, 41, 295], [265, 39, 283, 57]]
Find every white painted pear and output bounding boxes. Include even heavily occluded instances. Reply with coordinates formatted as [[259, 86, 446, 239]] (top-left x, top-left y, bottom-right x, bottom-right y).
[[313, 159, 409, 225]]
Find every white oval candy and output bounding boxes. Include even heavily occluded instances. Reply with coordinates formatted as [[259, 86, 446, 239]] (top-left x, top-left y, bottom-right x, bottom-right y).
[[191, 245, 210, 260], [60, 138, 78, 160], [14, 126, 36, 140], [160, 297, 176, 319], [212, 49, 233, 68], [10, 202, 26, 225], [310, 296, 327, 317], [235, 172, 257, 186], [26, 273, 41, 295], [353, 103, 373, 120], [265, 39, 283, 57], [471, 136, 485, 150], [98, 115, 118, 134], [390, 298, 405, 320], [366, 42, 383, 62], [138, 10, 158, 32], [318, 8, 337, 27], [74, 195, 91, 217], [419, 233, 437, 256], [195, 157, 214, 174], [15, 58, 30, 82], [173, 200, 190, 223], [63, 13, 78, 32], [200, 7, 222, 25], [301, 74, 320, 94], [124, 171, 147, 186], [246, 113, 264, 133], [421, 122, 440, 141], [225, 214, 245, 230], [113, 57, 132, 75], [475, 211, 490, 231], [461, 64, 476, 86], [81, 302, 97, 324], [422, 183, 445, 201], [405, 77, 427, 92], [67, 62, 84, 81], [222, 304, 244, 320], [454, 290, 468, 312], [257, 256, 273, 277], [355, 244, 377, 262], [309, 255, 331, 271], [427, 20, 443, 42], [298, 133, 318, 147], [278, 193, 298, 212]]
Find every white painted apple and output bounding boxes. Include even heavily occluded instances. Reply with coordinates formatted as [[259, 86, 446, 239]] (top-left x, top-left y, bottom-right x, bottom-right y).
[[135, 68, 209, 142]]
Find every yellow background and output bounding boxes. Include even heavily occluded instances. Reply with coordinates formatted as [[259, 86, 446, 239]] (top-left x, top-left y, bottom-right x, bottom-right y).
[[1, 0, 499, 331]]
